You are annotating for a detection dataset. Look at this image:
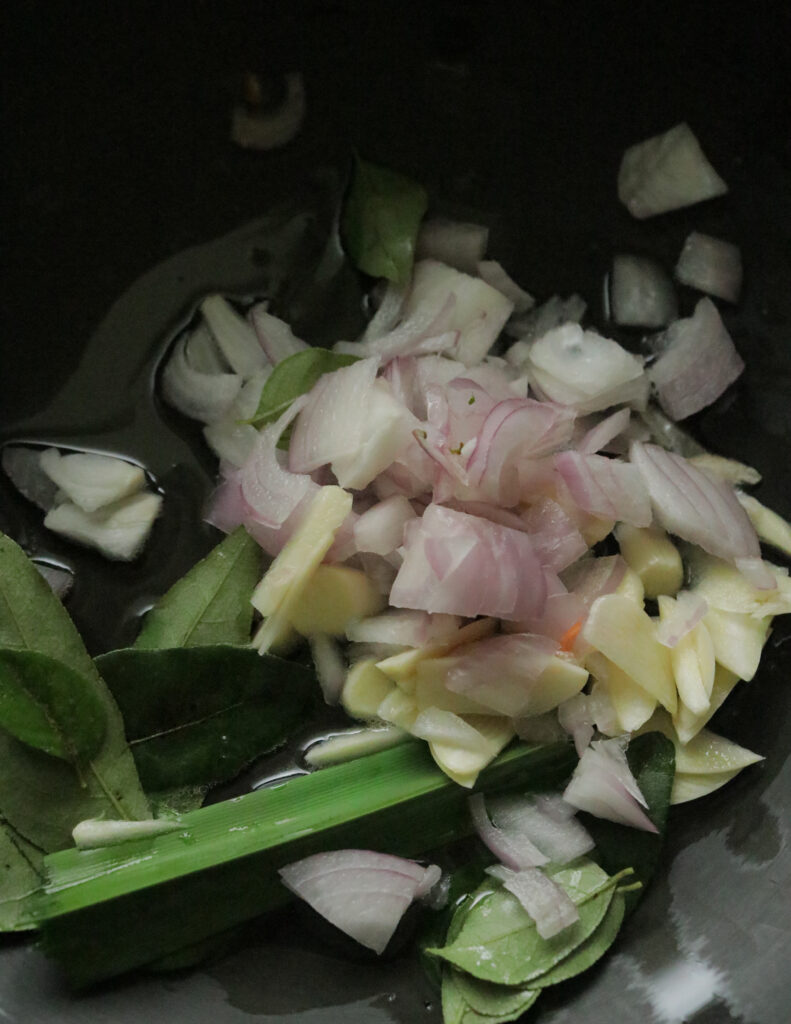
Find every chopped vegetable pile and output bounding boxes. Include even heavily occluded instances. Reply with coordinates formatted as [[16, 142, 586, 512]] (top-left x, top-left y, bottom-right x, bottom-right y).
[[1, 129, 789, 1023]]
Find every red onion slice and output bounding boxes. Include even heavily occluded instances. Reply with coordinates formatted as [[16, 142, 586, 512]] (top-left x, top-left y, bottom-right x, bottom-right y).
[[487, 865, 580, 939], [469, 794, 548, 870], [446, 634, 561, 717], [249, 304, 308, 364], [656, 591, 709, 648], [563, 739, 658, 832], [647, 298, 744, 420], [577, 408, 632, 455], [555, 451, 652, 528], [630, 441, 773, 587], [353, 495, 416, 557], [362, 282, 407, 343], [279, 850, 440, 954]]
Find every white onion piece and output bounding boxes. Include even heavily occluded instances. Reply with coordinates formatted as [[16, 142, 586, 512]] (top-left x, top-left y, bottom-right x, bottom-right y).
[[200, 295, 268, 377], [656, 591, 709, 647], [239, 397, 317, 528], [362, 282, 407, 342], [563, 739, 658, 832], [353, 496, 416, 556], [2, 446, 61, 511], [402, 260, 514, 366], [487, 865, 579, 939], [44, 491, 162, 562], [278, 849, 439, 954], [346, 610, 461, 646], [524, 499, 588, 573], [486, 793, 594, 865], [468, 794, 548, 870], [477, 260, 535, 313], [610, 255, 678, 328], [289, 358, 379, 472], [34, 562, 74, 600], [161, 335, 243, 423], [618, 122, 728, 219], [446, 634, 561, 717], [577, 408, 632, 455], [648, 298, 744, 420], [675, 231, 742, 303], [525, 324, 646, 415], [346, 295, 459, 363], [630, 441, 773, 587], [554, 451, 652, 527], [309, 634, 347, 705], [185, 322, 228, 373], [203, 370, 270, 468], [505, 294, 587, 345], [249, 303, 308, 364], [557, 689, 619, 756], [72, 818, 180, 850], [39, 449, 146, 514], [390, 504, 550, 621], [416, 218, 490, 274], [331, 382, 419, 490], [231, 72, 306, 151]]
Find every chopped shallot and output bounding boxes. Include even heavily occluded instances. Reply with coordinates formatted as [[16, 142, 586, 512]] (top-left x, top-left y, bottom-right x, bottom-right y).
[[675, 231, 742, 303], [563, 739, 658, 832]]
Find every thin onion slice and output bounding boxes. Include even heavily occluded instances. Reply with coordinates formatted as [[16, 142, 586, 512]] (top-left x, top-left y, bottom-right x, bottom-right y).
[[487, 864, 580, 939], [468, 794, 548, 870], [563, 739, 658, 832], [656, 591, 709, 647], [249, 304, 308, 364], [555, 451, 652, 528], [278, 849, 440, 954], [576, 408, 632, 455], [675, 231, 742, 303], [200, 295, 268, 377], [486, 793, 594, 864]]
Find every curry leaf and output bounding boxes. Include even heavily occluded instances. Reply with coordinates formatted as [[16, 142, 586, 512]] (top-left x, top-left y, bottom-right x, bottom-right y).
[[0, 648, 107, 762], [0, 532, 150, 851], [95, 645, 316, 791], [134, 527, 261, 649], [249, 348, 360, 429], [442, 968, 539, 1024], [581, 732, 675, 915], [340, 155, 428, 285], [0, 817, 44, 931], [531, 890, 626, 987], [427, 859, 614, 986]]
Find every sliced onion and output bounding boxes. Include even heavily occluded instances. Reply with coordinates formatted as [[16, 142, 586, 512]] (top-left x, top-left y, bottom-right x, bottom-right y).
[[39, 448, 146, 514], [278, 849, 440, 954], [520, 498, 587, 574], [231, 71, 306, 151], [240, 397, 318, 528], [350, 294, 458, 363], [468, 794, 548, 870], [362, 282, 407, 343], [185, 322, 228, 373], [204, 469, 246, 534], [477, 260, 535, 313], [390, 504, 549, 621], [561, 554, 628, 610], [630, 441, 773, 587], [487, 865, 579, 939], [402, 260, 514, 367], [563, 739, 658, 832], [610, 255, 677, 328], [346, 610, 461, 646], [331, 382, 420, 490], [200, 295, 268, 377], [505, 293, 587, 345], [161, 334, 243, 423], [353, 496, 416, 556], [249, 303, 308, 364], [446, 633, 561, 717], [309, 633, 347, 704], [203, 371, 269, 468], [525, 323, 646, 415], [486, 793, 594, 865], [648, 298, 744, 420], [675, 231, 742, 303], [2, 445, 60, 511], [576, 408, 632, 455], [557, 689, 619, 756], [416, 218, 490, 275], [554, 451, 652, 527], [656, 591, 709, 648], [618, 122, 728, 219]]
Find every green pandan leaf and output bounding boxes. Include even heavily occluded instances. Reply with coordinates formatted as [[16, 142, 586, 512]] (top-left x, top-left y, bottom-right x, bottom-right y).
[[95, 645, 316, 791], [340, 155, 428, 285], [0, 648, 107, 762], [0, 532, 149, 853], [0, 817, 44, 931], [581, 732, 675, 915], [134, 527, 261, 650], [249, 349, 360, 429], [532, 890, 626, 987], [442, 968, 539, 1024], [428, 859, 614, 986]]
